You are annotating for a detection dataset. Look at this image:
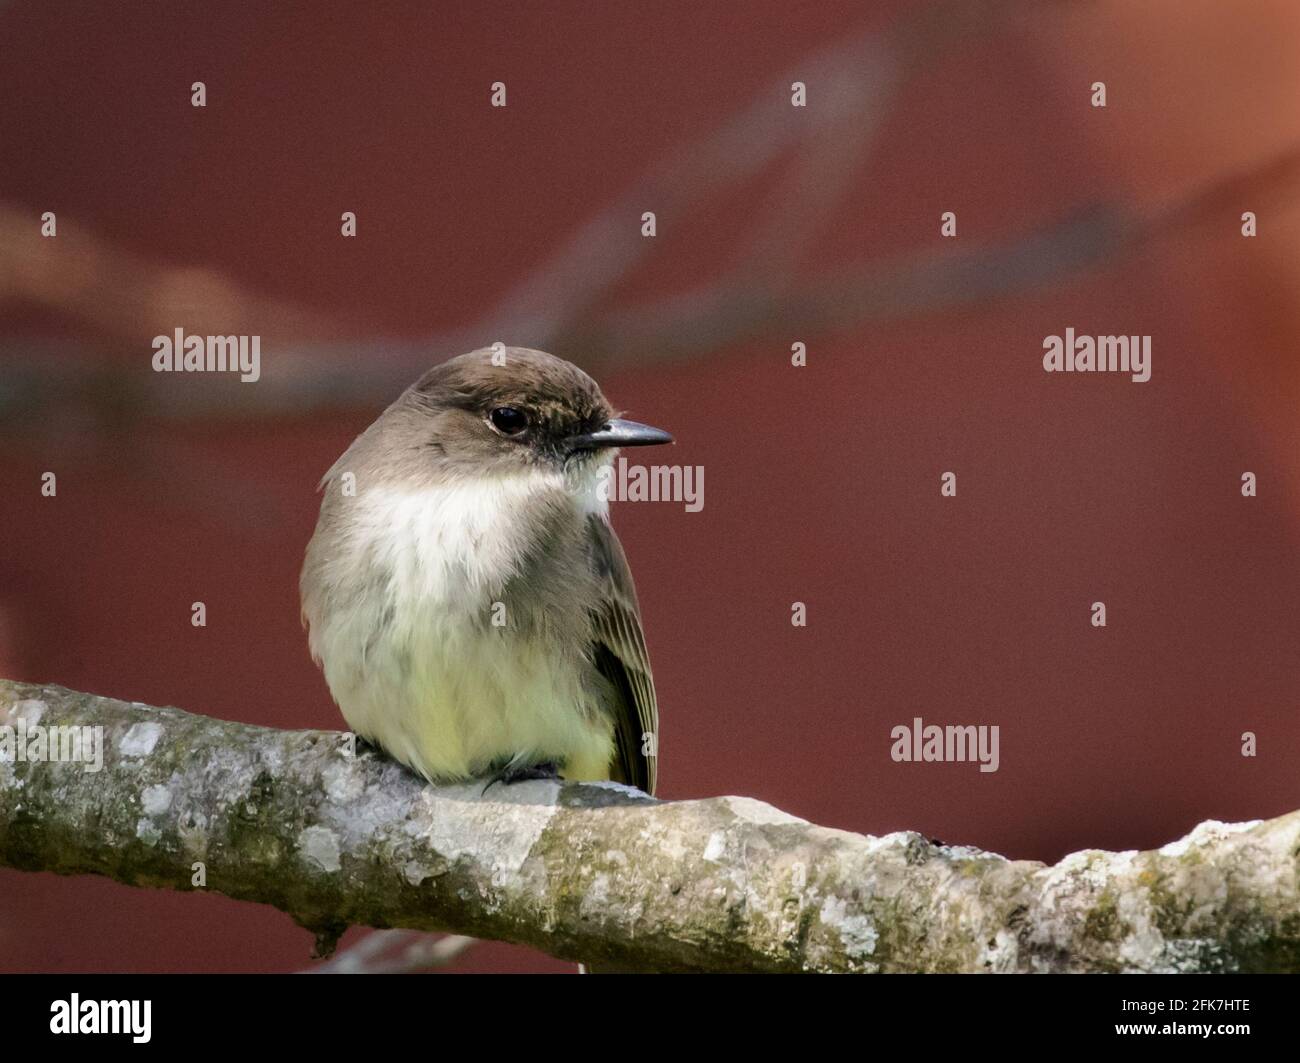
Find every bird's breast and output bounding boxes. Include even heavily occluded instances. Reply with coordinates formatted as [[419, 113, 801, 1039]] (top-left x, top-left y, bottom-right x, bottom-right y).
[[306, 473, 613, 782]]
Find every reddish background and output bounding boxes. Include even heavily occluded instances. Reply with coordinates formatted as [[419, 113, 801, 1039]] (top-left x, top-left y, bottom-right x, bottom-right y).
[[1, 1, 1297, 972]]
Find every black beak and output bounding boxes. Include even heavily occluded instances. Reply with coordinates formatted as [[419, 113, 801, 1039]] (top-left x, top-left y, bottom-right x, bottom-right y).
[[569, 418, 673, 450]]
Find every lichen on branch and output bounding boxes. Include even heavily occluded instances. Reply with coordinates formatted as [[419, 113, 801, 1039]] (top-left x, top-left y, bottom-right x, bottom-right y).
[[1, 679, 1297, 972]]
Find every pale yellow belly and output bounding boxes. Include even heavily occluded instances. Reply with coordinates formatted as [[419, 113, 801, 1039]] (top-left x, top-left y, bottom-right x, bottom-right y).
[[327, 626, 614, 784]]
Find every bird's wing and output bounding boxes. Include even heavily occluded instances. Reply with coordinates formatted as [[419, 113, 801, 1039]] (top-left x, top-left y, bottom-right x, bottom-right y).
[[586, 513, 659, 795]]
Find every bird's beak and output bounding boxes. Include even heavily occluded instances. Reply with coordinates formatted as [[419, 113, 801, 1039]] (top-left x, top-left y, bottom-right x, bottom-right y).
[[569, 418, 674, 450]]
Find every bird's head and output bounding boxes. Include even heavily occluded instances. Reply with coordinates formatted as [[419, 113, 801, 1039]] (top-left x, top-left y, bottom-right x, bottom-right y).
[[398, 346, 673, 480]]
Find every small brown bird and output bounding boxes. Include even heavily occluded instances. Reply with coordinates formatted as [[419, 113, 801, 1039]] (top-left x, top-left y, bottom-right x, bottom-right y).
[[300, 347, 670, 794]]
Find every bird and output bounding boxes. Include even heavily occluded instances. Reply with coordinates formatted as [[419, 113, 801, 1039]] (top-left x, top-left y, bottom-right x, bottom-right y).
[[300, 346, 670, 795]]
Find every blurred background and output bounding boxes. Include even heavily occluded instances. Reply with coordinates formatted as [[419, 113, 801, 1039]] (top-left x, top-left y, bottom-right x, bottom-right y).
[[1, 0, 1298, 972]]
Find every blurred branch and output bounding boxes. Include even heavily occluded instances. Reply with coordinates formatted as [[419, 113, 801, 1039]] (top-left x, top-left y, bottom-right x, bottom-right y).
[[19, 0, 1300, 426], [0, 202, 340, 346], [6, 138, 1298, 425], [4, 678, 1300, 973], [569, 145, 1300, 367]]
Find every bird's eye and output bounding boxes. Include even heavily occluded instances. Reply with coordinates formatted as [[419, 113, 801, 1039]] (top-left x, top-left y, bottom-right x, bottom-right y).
[[489, 406, 529, 435]]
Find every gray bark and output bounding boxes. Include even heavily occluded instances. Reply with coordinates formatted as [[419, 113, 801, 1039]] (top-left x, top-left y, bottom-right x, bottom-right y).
[[1, 678, 1297, 972]]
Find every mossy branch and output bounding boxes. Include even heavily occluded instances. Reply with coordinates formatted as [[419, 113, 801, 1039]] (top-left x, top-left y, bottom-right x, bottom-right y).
[[1, 678, 1297, 972]]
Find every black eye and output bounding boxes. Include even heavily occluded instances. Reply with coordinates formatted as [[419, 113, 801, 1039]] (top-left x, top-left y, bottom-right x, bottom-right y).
[[489, 406, 528, 435]]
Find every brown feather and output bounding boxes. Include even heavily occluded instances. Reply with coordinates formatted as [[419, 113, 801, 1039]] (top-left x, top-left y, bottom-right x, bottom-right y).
[[586, 513, 659, 795]]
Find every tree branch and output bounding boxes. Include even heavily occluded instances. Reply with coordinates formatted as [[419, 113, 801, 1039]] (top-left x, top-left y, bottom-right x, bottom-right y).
[[1, 678, 1297, 972]]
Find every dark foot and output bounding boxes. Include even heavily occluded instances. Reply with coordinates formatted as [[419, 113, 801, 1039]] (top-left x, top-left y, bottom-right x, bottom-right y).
[[481, 760, 562, 795]]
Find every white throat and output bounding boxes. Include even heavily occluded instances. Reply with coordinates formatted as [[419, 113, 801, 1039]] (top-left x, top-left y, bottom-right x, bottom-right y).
[[353, 458, 611, 609]]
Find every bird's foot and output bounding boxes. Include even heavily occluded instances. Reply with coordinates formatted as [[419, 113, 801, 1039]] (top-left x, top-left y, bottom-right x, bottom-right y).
[[481, 760, 563, 795]]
